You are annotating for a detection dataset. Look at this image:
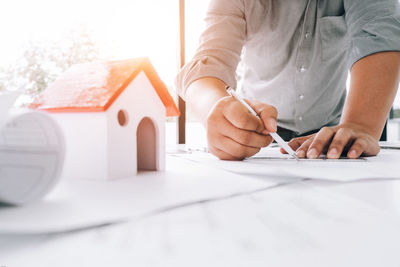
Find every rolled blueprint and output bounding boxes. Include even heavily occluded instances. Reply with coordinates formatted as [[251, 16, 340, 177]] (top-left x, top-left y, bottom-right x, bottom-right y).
[[0, 108, 65, 206]]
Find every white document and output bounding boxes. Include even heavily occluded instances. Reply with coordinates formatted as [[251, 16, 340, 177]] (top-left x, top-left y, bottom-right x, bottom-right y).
[[0, 155, 279, 234], [129, 181, 400, 267], [379, 141, 400, 150], [0, 107, 65, 205], [3, 180, 400, 267], [173, 146, 400, 181]]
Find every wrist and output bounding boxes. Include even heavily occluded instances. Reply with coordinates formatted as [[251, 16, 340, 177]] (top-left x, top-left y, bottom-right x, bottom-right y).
[[337, 121, 381, 140], [186, 78, 229, 125]]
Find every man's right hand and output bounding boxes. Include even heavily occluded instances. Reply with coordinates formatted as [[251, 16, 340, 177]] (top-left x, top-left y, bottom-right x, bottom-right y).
[[206, 95, 278, 160]]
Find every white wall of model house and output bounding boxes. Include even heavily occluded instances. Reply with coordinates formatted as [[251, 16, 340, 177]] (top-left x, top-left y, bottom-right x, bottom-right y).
[[52, 71, 166, 180]]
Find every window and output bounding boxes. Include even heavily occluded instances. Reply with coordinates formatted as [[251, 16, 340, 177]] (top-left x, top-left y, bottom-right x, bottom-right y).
[[388, 90, 400, 141], [183, 0, 211, 147], [1, 0, 181, 143]]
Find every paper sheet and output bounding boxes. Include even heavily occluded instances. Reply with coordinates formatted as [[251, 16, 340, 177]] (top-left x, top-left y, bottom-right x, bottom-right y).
[[2, 181, 400, 267], [134, 182, 400, 267], [0, 155, 281, 234], [0, 109, 65, 205], [172, 146, 400, 181], [379, 141, 400, 150]]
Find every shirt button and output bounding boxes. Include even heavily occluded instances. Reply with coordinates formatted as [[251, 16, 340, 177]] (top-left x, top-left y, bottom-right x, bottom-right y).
[[299, 94, 304, 100], [298, 116, 303, 121], [300, 66, 307, 73], [305, 32, 310, 39]]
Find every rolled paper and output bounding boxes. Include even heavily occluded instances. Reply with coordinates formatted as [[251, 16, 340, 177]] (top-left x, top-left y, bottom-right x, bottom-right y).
[[0, 110, 65, 205]]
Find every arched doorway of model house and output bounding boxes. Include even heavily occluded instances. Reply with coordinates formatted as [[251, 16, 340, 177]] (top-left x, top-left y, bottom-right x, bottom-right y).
[[136, 117, 158, 171]]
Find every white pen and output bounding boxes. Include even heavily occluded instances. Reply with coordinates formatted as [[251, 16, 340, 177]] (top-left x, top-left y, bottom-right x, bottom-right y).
[[226, 87, 299, 160]]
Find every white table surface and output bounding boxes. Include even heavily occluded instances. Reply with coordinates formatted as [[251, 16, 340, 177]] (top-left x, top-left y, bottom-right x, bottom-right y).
[[1, 149, 400, 267]]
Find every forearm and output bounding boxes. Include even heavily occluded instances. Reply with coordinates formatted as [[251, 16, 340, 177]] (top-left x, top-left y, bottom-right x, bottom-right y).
[[186, 77, 229, 125], [341, 52, 400, 140], [176, 0, 246, 124]]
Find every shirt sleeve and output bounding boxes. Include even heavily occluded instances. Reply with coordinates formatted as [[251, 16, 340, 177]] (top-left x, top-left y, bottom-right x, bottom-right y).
[[175, 0, 246, 100], [344, 0, 400, 68]]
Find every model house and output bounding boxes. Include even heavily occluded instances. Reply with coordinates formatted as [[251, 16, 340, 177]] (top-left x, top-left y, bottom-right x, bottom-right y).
[[30, 58, 180, 180]]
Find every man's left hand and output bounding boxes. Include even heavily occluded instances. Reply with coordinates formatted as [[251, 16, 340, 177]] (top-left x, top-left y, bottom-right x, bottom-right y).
[[281, 123, 380, 159]]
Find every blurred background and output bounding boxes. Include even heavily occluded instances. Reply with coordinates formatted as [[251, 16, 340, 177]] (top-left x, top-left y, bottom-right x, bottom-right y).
[[0, 0, 399, 145]]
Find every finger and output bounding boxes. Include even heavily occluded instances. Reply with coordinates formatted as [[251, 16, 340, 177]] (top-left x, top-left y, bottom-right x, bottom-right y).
[[208, 108, 272, 148], [296, 137, 314, 158], [213, 135, 261, 159], [208, 146, 239, 161], [280, 139, 301, 154], [280, 135, 314, 154], [224, 98, 265, 133], [219, 118, 273, 148], [248, 100, 278, 133], [307, 127, 336, 159], [347, 137, 380, 158], [327, 128, 354, 159]]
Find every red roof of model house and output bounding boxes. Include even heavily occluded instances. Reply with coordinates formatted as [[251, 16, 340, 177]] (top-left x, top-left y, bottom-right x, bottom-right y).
[[30, 58, 180, 117]]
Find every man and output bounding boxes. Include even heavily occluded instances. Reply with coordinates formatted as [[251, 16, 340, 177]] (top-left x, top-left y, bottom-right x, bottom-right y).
[[176, 0, 400, 160]]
